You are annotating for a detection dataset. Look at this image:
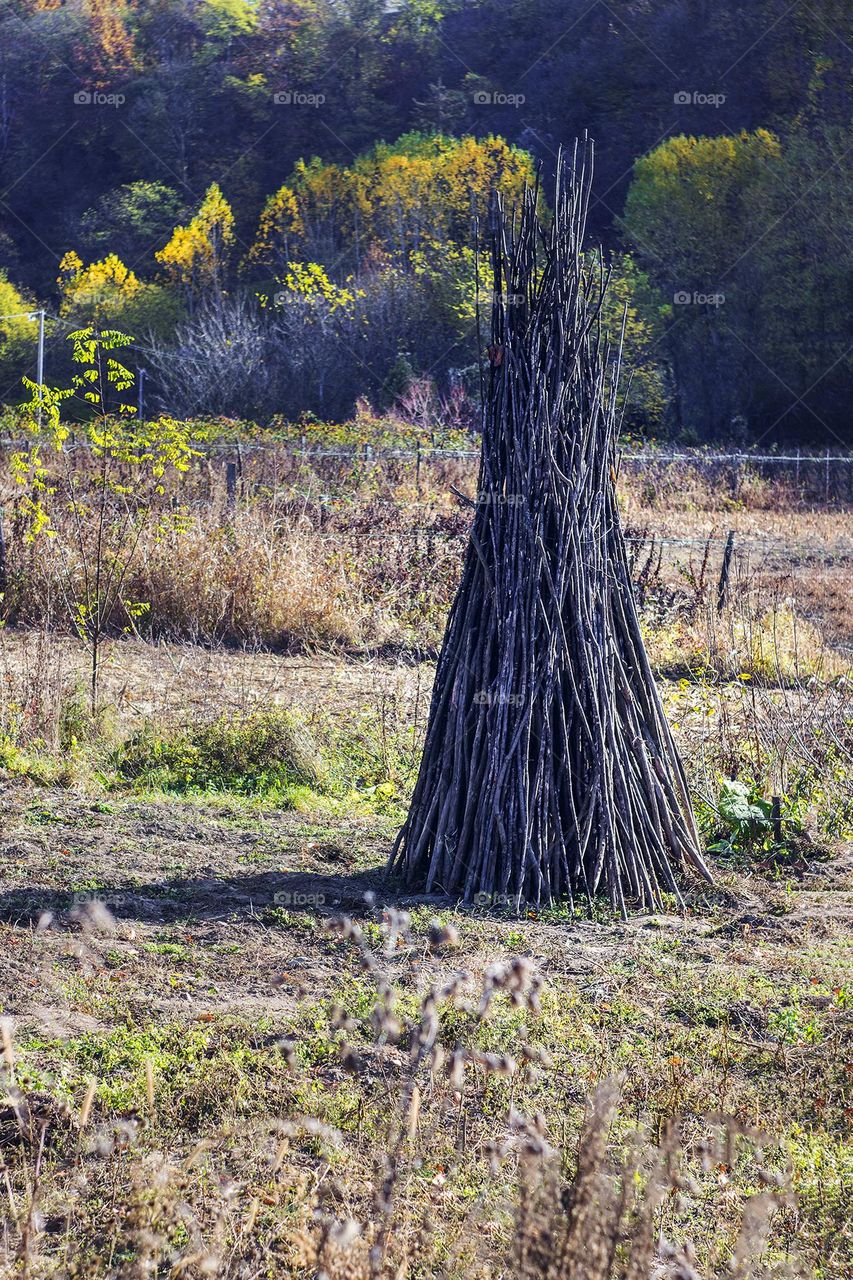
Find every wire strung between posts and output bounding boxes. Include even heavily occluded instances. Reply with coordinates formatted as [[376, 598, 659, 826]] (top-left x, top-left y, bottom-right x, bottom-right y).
[[2, 440, 850, 464], [389, 142, 713, 915]]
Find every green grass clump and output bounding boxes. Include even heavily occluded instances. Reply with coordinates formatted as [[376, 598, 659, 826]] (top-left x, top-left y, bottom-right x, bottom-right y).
[[17, 1019, 293, 1123], [113, 709, 323, 801], [108, 705, 417, 815]]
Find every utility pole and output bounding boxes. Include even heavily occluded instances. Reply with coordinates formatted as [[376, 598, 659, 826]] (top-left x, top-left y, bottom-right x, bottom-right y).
[[29, 309, 45, 427]]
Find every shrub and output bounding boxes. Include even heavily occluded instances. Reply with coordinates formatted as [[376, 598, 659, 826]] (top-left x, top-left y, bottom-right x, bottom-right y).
[[705, 778, 803, 859], [114, 708, 322, 798]]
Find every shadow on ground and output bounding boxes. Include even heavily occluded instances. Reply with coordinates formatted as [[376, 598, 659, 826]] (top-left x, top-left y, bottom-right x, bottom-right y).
[[0, 867, 454, 926]]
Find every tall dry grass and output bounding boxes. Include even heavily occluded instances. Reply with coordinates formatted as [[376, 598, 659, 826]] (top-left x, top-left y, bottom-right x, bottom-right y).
[[1, 440, 850, 662]]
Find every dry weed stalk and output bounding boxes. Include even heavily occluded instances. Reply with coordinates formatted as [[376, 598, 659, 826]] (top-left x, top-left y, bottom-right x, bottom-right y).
[[302, 912, 803, 1280], [0, 927, 809, 1280]]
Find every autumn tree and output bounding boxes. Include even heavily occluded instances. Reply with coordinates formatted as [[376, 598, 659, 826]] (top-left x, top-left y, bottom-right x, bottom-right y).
[[622, 131, 781, 439], [0, 273, 40, 393], [622, 125, 852, 439], [57, 251, 180, 338], [73, 0, 136, 88], [156, 183, 235, 306], [245, 134, 536, 275]]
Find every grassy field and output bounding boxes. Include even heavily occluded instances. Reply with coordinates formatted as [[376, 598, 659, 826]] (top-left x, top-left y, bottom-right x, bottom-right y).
[[0, 775, 850, 1278], [0, 433, 851, 1278]]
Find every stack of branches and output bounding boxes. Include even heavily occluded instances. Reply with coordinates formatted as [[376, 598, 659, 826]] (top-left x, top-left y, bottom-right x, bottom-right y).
[[390, 143, 712, 914]]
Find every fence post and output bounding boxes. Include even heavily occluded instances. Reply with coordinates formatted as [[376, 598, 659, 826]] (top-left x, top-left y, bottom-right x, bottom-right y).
[[716, 530, 736, 614], [771, 796, 783, 846], [731, 455, 741, 502], [416, 441, 422, 496], [0, 507, 6, 598], [825, 448, 830, 504], [226, 458, 237, 512]]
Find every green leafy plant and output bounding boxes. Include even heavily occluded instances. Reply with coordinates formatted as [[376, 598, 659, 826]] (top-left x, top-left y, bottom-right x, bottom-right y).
[[113, 709, 322, 799], [15, 327, 197, 711], [709, 778, 793, 857]]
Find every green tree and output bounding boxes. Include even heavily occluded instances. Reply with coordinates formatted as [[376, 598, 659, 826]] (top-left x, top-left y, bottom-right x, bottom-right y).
[[80, 182, 184, 264], [622, 125, 852, 440], [15, 328, 197, 712], [598, 253, 669, 434], [744, 123, 853, 434], [622, 131, 781, 439]]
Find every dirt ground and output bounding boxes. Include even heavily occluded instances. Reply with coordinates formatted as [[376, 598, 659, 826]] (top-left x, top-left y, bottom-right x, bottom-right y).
[[1, 780, 850, 1034], [0, 737, 850, 1275]]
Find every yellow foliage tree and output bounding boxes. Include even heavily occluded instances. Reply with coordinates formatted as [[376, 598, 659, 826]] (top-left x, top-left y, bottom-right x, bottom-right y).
[[0, 273, 39, 342], [244, 184, 302, 274], [245, 158, 355, 275], [58, 250, 182, 336], [156, 183, 235, 296], [245, 133, 536, 272], [0, 272, 40, 386], [357, 133, 535, 255], [274, 261, 361, 313], [78, 0, 136, 86], [622, 130, 781, 286], [58, 250, 142, 323]]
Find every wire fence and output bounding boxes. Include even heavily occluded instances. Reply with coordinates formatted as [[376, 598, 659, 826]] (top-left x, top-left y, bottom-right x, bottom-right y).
[[0, 437, 851, 465]]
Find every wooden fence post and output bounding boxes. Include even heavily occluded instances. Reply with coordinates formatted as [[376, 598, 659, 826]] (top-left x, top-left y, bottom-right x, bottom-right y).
[[716, 530, 736, 614], [226, 459, 238, 512], [0, 507, 6, 598]]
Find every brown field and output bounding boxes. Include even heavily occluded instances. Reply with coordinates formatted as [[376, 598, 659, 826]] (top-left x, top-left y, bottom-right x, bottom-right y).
[[1, 441, 852, 655]]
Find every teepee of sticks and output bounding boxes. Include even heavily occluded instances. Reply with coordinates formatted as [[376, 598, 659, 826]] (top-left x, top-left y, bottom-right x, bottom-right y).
[[390, 145, 712, 914]]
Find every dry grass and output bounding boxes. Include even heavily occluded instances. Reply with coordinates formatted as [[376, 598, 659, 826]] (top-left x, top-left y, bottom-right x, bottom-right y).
[[0, 626, 848, 843], [1, 439, 851, 659]]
